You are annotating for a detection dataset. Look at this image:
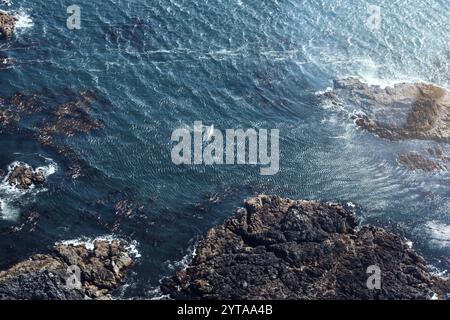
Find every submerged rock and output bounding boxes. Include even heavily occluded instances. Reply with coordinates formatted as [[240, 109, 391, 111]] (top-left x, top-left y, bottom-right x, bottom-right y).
[[161, 195, 450, 300], [0, 90, 106, 179], [0, 11, 16, 39], [322, 78, 450, 142], [0, 239, 134, 300], [6, 163, 45, 190], [397, 151, 449, 172]]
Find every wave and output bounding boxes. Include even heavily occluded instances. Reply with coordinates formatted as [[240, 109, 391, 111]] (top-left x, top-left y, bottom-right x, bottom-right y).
[[166, 243, 197, 272], [0, 159, 57, 194], [57, 235, 141, 258], [14, 11, 33, 30]]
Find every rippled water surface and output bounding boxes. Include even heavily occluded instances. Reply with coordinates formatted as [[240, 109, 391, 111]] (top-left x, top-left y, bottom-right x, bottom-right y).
[[1, 0, 449, 298]]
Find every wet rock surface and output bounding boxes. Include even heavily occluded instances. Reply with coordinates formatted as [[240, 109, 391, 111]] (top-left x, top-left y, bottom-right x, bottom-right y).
[[0, 240, 134, 300], [0, 107, 14, 132], [161, 195, 450, 300], [0, 11, 16, 39], [6, 163, 45, 190], [322, 78, 450, 142]]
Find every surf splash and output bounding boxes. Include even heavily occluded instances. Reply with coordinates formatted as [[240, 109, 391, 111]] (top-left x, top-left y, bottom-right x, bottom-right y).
[[0, 158, 57, 221]]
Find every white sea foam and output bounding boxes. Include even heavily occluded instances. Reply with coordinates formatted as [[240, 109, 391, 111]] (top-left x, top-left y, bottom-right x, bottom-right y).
[[346, 202, 356, 208], [166, 243, 197, 271], [0, 159, 57, 195], [14, 11, 33, 30], [58, 235, 141, 258], [0, 159, 57, 221], [348, 57, 426, 89], [314, 87, 332, 96], [148, 286, 169, 300], [0, 197, 19, 220], [406, 240, 413, 249]]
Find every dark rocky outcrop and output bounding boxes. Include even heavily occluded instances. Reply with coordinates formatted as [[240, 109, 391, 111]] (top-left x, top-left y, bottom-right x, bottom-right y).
[[37, 91, 104, 138], [6, 163, 45, 190], [161, 195, 450, 300], [322, 78, 450, 142], [0, 11, 16, 39], [0, 239, 134, 300]]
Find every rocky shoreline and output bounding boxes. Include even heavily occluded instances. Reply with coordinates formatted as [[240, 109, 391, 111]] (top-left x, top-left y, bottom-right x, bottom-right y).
[[161, 195, 449, 300], [0, 239, 134, 300]]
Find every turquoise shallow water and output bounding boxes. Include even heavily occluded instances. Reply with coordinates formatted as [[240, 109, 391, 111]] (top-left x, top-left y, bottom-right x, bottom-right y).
[[0, 0, 449, 298]]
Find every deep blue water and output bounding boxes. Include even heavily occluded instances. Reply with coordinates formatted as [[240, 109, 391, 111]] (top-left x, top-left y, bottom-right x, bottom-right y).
[[1, 0, 449, 298]]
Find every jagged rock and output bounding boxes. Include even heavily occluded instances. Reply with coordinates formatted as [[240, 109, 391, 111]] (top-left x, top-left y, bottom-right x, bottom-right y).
[[0, 240, 134, 300], [322, 78, 450, 142], [0, 11, 16, 39], [6, 163, 45, 190], [161, 195, 450, 300], [10, 92, 43, 115]]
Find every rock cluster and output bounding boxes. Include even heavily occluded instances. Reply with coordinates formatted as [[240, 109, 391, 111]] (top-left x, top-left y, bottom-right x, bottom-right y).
[[6, 163, 45, 190], [161, 195, 450, 300], [323, 78, 450, 142], [0, 240, 134, 300], [0, 91, 105, 179], [0, 11, 16, 39]]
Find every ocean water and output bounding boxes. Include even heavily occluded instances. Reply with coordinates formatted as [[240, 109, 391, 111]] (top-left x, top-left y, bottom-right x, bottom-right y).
[[0, 0, 449, 298]]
